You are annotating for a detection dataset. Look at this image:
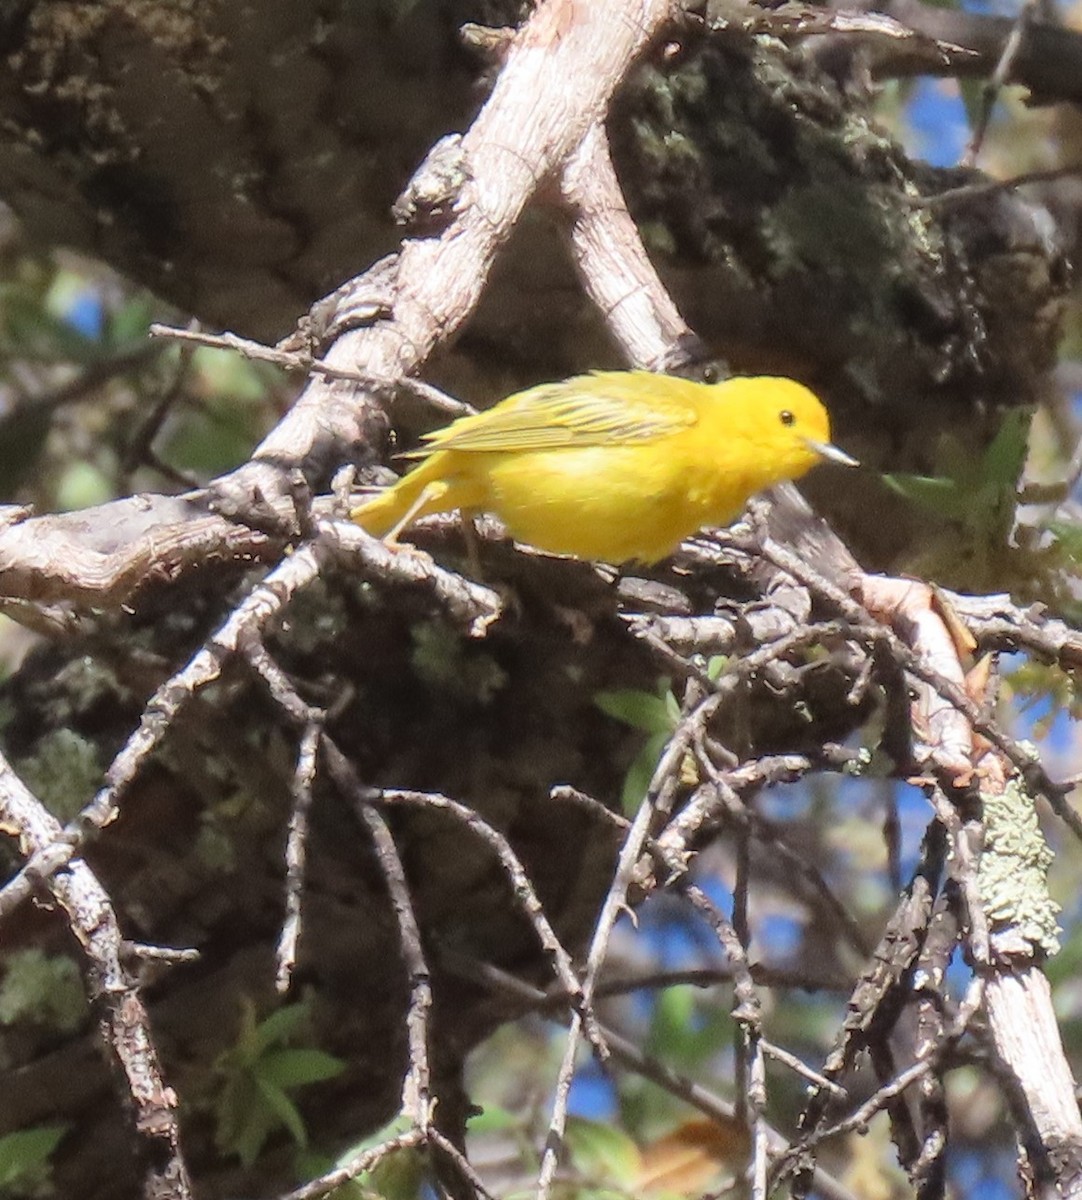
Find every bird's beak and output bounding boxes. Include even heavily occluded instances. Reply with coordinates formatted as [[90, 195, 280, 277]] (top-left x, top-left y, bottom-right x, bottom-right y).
[[804, 438, 859, 467]]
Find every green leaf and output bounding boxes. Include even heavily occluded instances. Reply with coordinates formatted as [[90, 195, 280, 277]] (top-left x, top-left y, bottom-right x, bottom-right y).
[[0, 948, 85, 1033], [1047, 520, 1082, 567], [55, 460, 114, 511], [254, 1076, 308, 1148], [104, 295, 155, 349], [251, 1001, 310, 1053], [321, 1117, 424, 1200], [465, 1104, 519, 1134], [881, 471, 968, 517], [621, 731, 670, 814], [706, 655, 728, 680], [565, 1117, 641, 1186], [256, 1047, 345, 1088], [595, 688, 671, 734], [213, 1072, 256, 1152], [981, 408, 1030, 487], [648, 986, 732, 1067], [232, 1103, 279, 1169], [0, 1126, 67, 1190], [884, 408, 1031, 543], [334, 1114, 412, 1163], [369, 1144, 427, 1200]]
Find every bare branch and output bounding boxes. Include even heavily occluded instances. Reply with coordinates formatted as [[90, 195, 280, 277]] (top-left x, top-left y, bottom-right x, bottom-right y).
[[0, 753, 192, 1200]]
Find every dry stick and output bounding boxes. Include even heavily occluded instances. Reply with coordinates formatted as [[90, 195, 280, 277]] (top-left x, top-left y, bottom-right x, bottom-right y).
[[451, 955, 861, 1200], [372, 787, 607, 1060], [281, 1129, 427, 1200], [238, 640, 324, 997], [426, 1128, 501, 1200], [121, 322, 201, 489], [908, 888, 959, 1195], [277, 719, 324, 994], [780, 977, 984, 1178], [588, 962, 849, 996], [0, 536, 328, 921], [962, 0, 1040, 166], [937, 588, 1082, 672], [744, 532, 1081, 836], [239, 643, 438, 1132], [535, 795, 655, 1200], [535, 698, 707, 1200], [353, 800, 434, 1131], [912, 163, 1082, 209], [561, 122, 701, 369], [0, 519, 499, 921], [248, 0, 680, 486], [553, 775, 865, 986], [735, 832, 769, 1200], [0, 753, 193, 1200], [125, 941, 200, 966], [0, 491, 499, 621], [761, 1040, 847, 1097], [684, 881, 768, 1200], [148, 324, 476, 420], [150, 323, 376, 382], [924, 781, 992, 966], [327, 520, 501, 637]]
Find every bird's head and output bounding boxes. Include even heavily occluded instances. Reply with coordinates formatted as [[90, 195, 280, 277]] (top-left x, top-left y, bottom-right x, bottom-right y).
[[749, 377, 858, 479]]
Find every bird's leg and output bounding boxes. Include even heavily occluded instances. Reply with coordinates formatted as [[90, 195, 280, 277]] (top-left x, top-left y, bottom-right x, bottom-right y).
[[459, 511, 484, 579], [383, 480, 450, 546]]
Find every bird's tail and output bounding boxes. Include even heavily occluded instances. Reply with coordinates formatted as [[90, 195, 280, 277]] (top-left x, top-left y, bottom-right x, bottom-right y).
[[351, 453, 482, 539]]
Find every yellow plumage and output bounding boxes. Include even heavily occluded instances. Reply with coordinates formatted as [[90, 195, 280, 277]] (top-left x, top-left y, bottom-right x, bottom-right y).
[[351, 371, 853, 564]]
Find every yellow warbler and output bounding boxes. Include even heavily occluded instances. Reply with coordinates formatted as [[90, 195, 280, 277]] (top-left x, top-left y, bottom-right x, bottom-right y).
[[352, 371, 855, 563]]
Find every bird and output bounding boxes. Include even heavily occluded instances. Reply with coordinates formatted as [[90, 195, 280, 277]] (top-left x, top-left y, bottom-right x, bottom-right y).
[[351, 370, 856, 564]]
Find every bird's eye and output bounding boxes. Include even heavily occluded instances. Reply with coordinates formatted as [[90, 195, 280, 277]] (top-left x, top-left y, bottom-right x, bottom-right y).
[[701, 364, 720, 384], [779, 410, 795, 427]]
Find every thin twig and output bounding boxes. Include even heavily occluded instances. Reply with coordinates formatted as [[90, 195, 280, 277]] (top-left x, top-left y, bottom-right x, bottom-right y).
[[683, 882, 766, 1200], [276, 719, 324, 994], [356, 799, 433, 1130], [0, 752, 193, 1199], [924, 781, 991, 966], [738, 531, 1079, 836], [121, 320, 200, 488], [452, 955, 861, 1200], [761, 1040, 848, 1097], [778, 979, 984, 1190], [371, 785, 607, 1059], [536, 721, 693, 1200], [911, 163, 1082, 208], [0, 536, 332, 921], [281, 1129, 426, 1200], [150, 322, 375, 383], [301, 734, 437, 1136], [149, 323, 475, 418], [962, 0, 1040, 166]]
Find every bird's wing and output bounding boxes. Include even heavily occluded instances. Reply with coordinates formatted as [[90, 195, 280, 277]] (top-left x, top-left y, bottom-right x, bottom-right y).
[[414, 374, 699, 455]]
